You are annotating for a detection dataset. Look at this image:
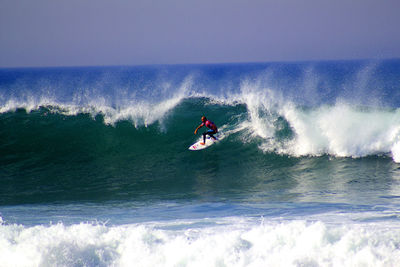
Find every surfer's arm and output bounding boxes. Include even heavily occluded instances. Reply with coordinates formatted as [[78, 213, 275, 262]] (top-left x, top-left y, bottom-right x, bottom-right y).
[[194, 124, 204, 134]]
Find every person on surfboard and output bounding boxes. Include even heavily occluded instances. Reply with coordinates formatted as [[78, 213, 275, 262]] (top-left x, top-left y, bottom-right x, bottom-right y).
[[194, 116, 218, 145]]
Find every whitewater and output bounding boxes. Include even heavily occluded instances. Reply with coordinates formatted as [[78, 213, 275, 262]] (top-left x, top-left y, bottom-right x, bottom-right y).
[[1, 59, 400, 266]]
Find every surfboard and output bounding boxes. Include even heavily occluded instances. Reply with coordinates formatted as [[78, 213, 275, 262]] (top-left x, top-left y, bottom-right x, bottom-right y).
[[189, 136, 219, 151]]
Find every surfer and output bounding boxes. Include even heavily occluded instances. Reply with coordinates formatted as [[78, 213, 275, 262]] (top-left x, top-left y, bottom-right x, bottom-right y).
[[194, 116, 218, 145]]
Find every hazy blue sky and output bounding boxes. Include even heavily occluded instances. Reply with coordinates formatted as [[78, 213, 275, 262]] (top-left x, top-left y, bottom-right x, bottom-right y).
[[1, 0, 400, 67]]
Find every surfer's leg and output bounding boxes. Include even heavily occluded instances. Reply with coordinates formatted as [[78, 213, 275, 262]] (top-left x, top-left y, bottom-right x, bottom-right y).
[[202, 132, 207, 144], [202, 130, 217, 144]]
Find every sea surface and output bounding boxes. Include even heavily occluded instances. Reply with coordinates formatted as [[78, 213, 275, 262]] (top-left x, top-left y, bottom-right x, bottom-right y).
[[1, 60, 400, 266]]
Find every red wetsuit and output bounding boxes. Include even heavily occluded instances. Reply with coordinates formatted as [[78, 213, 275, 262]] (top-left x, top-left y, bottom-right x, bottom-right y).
[[201, 120, 218, 132]]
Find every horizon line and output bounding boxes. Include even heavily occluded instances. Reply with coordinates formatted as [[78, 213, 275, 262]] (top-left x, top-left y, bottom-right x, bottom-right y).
[[1, 57, 399, 70]]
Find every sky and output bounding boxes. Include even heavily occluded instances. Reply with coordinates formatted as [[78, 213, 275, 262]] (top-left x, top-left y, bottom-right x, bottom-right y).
[[1, 0, 400, 67]]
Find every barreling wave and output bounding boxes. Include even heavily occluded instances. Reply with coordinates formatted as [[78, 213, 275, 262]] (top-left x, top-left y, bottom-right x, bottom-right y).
[[2, 96, 400, 160], [2, 84, 400, 162]]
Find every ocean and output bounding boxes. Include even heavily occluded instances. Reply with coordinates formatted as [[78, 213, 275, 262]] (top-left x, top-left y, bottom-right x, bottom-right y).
[[1, 59, 400, 266]]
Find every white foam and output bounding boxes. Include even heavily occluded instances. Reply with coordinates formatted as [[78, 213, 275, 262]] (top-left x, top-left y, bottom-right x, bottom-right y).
[[392, 142, 400, 163], [233, 79, 400, 162], [0, 218, 399, 267], [282, 103, 400, 158]]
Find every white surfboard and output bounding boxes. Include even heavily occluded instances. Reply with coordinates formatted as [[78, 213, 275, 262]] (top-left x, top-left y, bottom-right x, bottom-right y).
[[189, 136, 219, 151]]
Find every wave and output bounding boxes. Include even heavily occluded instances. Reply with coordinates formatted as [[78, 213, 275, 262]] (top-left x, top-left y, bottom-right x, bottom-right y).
[[2, 62, 400, 205], [3, 97, 399, 206], [2, 92, 400, 163], [2, 61, 400, 163], [1, 218, 399, 267]]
